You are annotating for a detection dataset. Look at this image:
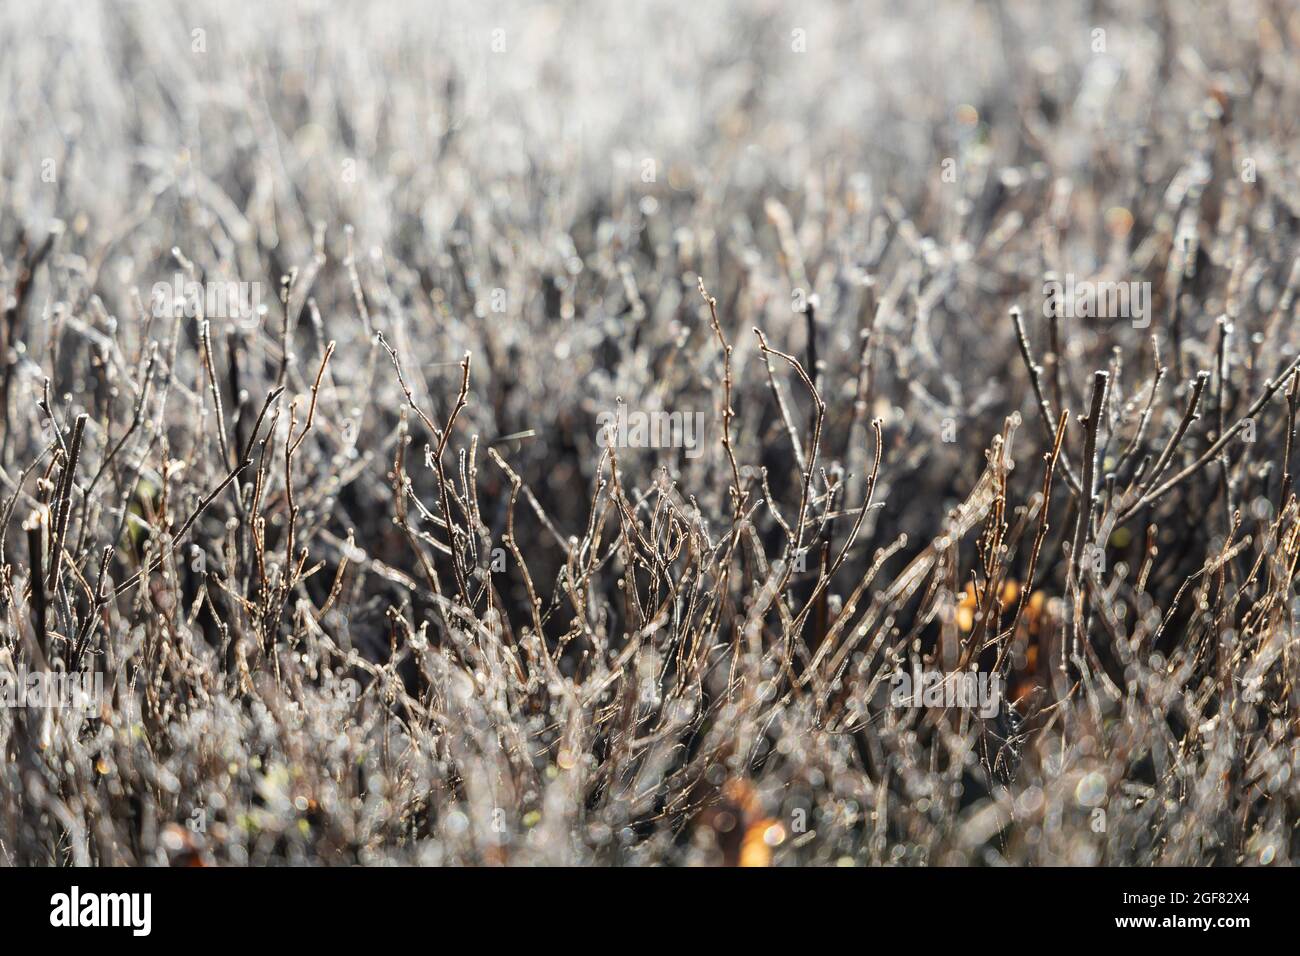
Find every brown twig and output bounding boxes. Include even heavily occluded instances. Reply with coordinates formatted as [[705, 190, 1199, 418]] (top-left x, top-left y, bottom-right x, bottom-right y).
[[1011, 307, 1082, 496], [698, 279, 745, 517], [1070, 371, 1109, 582]]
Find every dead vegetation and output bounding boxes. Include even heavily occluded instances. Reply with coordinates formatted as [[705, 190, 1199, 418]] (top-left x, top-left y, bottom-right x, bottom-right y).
[[1, 0, 1299, 865]]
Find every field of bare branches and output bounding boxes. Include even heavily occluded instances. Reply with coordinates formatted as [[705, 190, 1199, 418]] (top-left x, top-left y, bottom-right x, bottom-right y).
[[2, 0, 1299, 866]]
